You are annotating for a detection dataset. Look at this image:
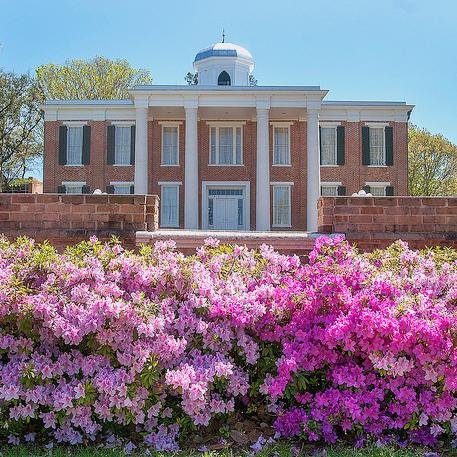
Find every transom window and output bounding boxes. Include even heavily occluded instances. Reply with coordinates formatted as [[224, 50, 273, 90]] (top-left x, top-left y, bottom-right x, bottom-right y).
[[320, 127, 337, 165], [369, 128, 385, 166], [273, 126, 290, 165], [162, 126, 179, 165], [67, 127, 83, 165], [115, 127, 131, 165], [210, 126, 242, 165]]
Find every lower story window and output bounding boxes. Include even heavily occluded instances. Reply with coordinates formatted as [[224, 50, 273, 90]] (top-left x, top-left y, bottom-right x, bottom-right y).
[[272, 185, 291, 227], [59, 182, 89, 194], [161, 185, 179, 227], [364, 183, 393, 196]]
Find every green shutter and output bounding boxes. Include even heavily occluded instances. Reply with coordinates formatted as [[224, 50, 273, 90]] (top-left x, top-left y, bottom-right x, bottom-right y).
[[362, 126, 370, 165], [58, 126, 67, 165], [337, 126, 345, 165], [386, 186, 394, 196], [106, 185, 115, 194], [130, 185, 135, 194], [82, 125, 91, 165], [385, 126, 393, 166], [319, 126, 322, 165], [130, 125, 136, 165], [337, 186, 346, 196], [82, 185, 90, 194], [363, 185, 371, 194], [57, 185, 66, 194], [107, 126, 115, 165]]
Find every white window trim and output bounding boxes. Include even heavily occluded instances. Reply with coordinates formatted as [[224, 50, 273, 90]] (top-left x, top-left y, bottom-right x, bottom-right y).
[[208, 123, 244, 166], [160, 183, 181, 228], [201, 181, 250, 231], [272, 124, 291, 166], [319, 122, 341, 127], [161, 124, 180, 166], [62, 181, 86, 186], [271, 183, 292, 228], [110, 121, 135, 126], [365, 181, 391, 186], [63, 121, 87, 126], [364, 122, 390, 127], [110, 181, 134, 186]]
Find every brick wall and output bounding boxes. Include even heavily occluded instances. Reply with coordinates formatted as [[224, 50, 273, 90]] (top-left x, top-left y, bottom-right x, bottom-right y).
[[44, 118, 409, 231], [318, 196, 457, 251], [0, 194, 159, 251]]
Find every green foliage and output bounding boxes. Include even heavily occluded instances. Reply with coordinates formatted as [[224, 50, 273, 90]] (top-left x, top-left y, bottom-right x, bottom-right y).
[[36, 56, 153, 100], [408, 123, 457, 196], [0, 69, 43, 189]]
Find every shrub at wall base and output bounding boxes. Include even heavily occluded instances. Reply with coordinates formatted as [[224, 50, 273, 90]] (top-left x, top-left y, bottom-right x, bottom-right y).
[[1, 235, 457, 450]]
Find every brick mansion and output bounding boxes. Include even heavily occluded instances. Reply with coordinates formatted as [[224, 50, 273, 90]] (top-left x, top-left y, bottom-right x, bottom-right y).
[[41, 40, 413, 232]]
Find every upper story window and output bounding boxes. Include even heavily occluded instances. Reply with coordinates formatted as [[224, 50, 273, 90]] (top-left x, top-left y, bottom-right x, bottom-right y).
[[59, 124, 91, 166], [362, 125, 394, 166], [209, 125, 242, 165], [218, 71, 231, 86], [320, 125, 345, 166], [107, 124, 135, 165], [273, 125, 290, 165], [67, 127, 83, 165], [162, 125, 179, 165]]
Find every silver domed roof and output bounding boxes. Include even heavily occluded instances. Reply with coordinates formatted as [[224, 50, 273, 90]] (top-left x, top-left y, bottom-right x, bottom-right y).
[[194, 42, 253, 63]]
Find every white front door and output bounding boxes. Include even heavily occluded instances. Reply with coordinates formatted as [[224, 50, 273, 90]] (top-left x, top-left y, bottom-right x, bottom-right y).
[[213, 196, 238, 230]]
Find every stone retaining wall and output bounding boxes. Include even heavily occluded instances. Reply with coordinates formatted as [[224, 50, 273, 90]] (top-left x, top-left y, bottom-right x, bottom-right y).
[[318, 196, 457, 251], [0, 193, 159, 251]]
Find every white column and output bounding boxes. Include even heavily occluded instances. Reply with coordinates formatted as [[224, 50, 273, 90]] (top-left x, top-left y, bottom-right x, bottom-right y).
[[256, 105, 270, 231], [134, 100, 149, 194], [184, 101, 199, 229], [307, 108, 320, 232]]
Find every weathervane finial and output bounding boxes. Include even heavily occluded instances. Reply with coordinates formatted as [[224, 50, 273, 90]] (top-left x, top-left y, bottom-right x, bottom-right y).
[[222, 29, 225, 43]]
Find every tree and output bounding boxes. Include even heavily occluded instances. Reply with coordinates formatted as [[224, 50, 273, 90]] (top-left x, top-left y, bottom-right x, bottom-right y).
[[36, 56, 153, 100], [185, 72, 198, 85], [184, 72, 258, 86], [0, 69, 43, 190], [408, 124, 457, 196]]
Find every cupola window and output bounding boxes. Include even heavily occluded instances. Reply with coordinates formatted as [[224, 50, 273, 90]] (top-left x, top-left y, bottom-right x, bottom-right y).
[[218, 71, 231, 86]]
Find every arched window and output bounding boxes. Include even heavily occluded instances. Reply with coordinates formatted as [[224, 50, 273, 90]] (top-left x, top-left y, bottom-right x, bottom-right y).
[[218, 71, 231, 86]]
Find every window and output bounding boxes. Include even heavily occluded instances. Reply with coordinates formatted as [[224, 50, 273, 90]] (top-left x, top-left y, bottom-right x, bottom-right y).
[[320, 127, 336, 165], [115, 127, 132, 165], [107, 125, 135, 165], [362, 126, 393, 166], [161, 185, 179, 227], [273, 126, 290, 165], [106, 182, 134, 194], [59, 125, 91, 166], [58, 182, 89, 194], [67, 127, 83, 165], [162, 126, 179, 165], [364, 184, 394, 196], [320, 125, 345, 166], [370, 128, 385, 166], [272, 185, 291, 227], [321, 183, 346, 196], [209, 126, 242, 165], [218, 71, 231, 86]]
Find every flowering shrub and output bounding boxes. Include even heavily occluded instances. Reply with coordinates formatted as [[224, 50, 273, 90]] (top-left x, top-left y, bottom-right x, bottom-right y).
[[1, 234, 457, 449]]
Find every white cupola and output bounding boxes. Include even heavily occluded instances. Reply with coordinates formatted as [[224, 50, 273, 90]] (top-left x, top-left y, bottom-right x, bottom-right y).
[[193, 40, 254, 86]]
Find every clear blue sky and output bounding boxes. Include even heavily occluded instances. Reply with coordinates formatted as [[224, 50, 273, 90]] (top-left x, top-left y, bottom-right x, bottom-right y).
[[0, 0, 456, 179]]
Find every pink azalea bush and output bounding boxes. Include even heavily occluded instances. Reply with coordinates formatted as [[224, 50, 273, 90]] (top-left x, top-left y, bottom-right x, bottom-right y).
[[1, 234, 457, 449]]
